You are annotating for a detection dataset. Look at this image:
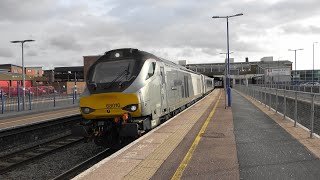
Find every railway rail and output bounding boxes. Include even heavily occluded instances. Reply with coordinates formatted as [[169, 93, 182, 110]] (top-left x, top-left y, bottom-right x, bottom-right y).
[[53, 148, 116, 180], [0, 115, 83, 153], [0, 114, 84, 174], [0, 135, 83, 174]]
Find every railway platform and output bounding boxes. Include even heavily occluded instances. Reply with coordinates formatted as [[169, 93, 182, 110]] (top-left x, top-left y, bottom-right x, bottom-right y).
[[74, 89, 320, 180], [0, 107, 79, 131]]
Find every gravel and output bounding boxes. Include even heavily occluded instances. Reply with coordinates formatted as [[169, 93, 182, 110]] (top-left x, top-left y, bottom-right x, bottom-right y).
[[0, 140, 105, 180]]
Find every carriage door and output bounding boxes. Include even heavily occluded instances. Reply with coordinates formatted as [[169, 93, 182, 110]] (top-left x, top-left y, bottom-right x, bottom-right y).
[[160, 67, 168, 114]]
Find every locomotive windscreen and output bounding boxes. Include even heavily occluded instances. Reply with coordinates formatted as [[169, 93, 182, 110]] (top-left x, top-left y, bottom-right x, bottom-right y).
[[92, 59, 135, 83]]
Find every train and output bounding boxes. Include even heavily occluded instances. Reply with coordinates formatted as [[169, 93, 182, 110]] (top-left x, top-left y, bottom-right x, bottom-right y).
[[72, 48, 215, 147]]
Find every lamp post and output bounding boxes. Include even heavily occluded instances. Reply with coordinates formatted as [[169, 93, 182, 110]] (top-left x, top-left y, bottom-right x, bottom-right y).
[[313, 42, 318, 86], [212, 13, 243, 107], [11, 39, 35, 110], [288, 49, 303, 86], [220, 52, 233, 109], [74, 71, 77, 99]]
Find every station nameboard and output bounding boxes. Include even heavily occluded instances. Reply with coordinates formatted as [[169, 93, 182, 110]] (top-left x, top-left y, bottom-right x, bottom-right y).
[[265, 68, 291, 76]]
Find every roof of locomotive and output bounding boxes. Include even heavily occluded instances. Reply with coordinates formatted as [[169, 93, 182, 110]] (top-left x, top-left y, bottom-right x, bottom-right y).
[[100, 48, 202, 76]]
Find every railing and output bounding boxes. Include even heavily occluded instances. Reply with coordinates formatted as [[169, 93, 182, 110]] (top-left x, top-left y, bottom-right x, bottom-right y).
[[0, 90, 80, 115], [234, 85, 320, 138], [257, 84, 320, 93]]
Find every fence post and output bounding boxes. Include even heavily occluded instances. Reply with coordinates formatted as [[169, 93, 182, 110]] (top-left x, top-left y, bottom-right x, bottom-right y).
[[72, 89, 75, 104], [259, 88, 262, 103], [294, 91, 298, 127], [18, 83, 20, 112], [75, 87, 77, 100], [310, 94, 315, 138], [283, 89, 286, 119], [54, 92, 56, 107], [264, 87, 267, 107], [29, 90, 32, 110], [276, 89, 278, 113], [1, 90, 4, 114], [269, 88, 271, 111], [253, 87, 255, 100]]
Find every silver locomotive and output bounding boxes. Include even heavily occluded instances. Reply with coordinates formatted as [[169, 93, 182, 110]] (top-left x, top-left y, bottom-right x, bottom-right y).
[[73, 48, 214, 147]]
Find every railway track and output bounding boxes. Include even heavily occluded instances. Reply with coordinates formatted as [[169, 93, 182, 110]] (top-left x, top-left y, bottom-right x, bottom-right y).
[[53, 148, 115, 180], [0, 115, 83, 153], [0, 134, 83, 174]]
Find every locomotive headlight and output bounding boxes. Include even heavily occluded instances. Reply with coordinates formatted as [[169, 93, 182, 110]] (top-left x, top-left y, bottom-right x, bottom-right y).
[[122, 104, 138, 112], [130, 105, 137, 111], [81, 107, 95, 114]]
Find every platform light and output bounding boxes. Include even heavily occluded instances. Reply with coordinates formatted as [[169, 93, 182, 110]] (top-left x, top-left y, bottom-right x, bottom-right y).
[[212, 13, 243, 107]]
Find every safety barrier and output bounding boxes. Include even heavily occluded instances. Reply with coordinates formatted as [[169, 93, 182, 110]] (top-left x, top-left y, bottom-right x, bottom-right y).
[[235, 85, 320, 138], [0, 90, 80, 115]]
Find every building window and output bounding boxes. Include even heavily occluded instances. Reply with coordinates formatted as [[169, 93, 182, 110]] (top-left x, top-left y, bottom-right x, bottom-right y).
[[27, 70, 32, 72]]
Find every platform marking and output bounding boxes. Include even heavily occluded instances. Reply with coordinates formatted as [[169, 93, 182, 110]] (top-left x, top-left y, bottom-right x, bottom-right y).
[[171, 92, 221, 180], [0, 108, 79, 126]]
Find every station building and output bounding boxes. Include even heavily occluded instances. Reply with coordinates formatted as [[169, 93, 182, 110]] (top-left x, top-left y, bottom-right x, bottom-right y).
[[291, 70, 320, 84], [43, 66, 86, 94], [183, 57, 293, 85], [0, 64, 44, 87]]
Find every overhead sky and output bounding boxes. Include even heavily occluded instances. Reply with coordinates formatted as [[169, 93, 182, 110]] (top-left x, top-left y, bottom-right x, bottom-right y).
[[0, 0, 319, 70]]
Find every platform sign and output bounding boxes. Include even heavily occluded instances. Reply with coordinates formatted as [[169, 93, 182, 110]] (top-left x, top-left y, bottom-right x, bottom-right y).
[[265, 68, 291, 76]]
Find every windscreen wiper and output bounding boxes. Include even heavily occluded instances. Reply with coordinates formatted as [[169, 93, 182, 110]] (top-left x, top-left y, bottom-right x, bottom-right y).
[[105, 69, 129, 89]]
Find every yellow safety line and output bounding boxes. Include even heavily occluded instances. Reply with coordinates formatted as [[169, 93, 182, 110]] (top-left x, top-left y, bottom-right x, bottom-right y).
[[0, 108, 79, 126], [171, 92, 221, 180]]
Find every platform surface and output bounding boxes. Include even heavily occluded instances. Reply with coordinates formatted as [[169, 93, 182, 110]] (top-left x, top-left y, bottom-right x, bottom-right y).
[[0, 107, 79, 130], [74, 89, 320, 180]]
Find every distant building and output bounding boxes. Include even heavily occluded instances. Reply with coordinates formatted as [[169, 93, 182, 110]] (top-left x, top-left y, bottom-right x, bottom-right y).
[[260, 56, 273, 62], [54, 66, 84, 82], [25, 67, 43, 77], [83, 55, 101, 81], [178, 60, 187, 66], [292, 70, 320, 84], [43, 70, 54, 83], [0, 64, 44, 87], [0, 64, 43, 77], [185, 58, 292, 85], [225, 58, 234, 63]]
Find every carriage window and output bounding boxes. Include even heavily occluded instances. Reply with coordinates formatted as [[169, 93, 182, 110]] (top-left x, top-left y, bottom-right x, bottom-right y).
[[146, 62, 156, 80]]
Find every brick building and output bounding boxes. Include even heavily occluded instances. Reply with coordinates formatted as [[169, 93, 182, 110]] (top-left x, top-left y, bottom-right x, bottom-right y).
[[83, 55, 101, 81]]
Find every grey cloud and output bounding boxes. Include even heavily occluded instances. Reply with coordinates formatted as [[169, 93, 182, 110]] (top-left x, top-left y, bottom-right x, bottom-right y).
[[49, 34, 83, 51], [0, 0, 87, 22], [26, 50, 37, 56], [281, 24, 320, 34], [0, 48, 13, 57]]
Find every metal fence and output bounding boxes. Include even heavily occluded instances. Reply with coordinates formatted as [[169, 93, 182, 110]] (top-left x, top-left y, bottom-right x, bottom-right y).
[[0, 90, 80, 114], [258, 84, 320, 93], [235, 85, 320, 138]]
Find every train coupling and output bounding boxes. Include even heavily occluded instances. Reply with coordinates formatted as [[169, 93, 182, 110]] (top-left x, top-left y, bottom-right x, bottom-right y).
[[119, 116, 151, 137]]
